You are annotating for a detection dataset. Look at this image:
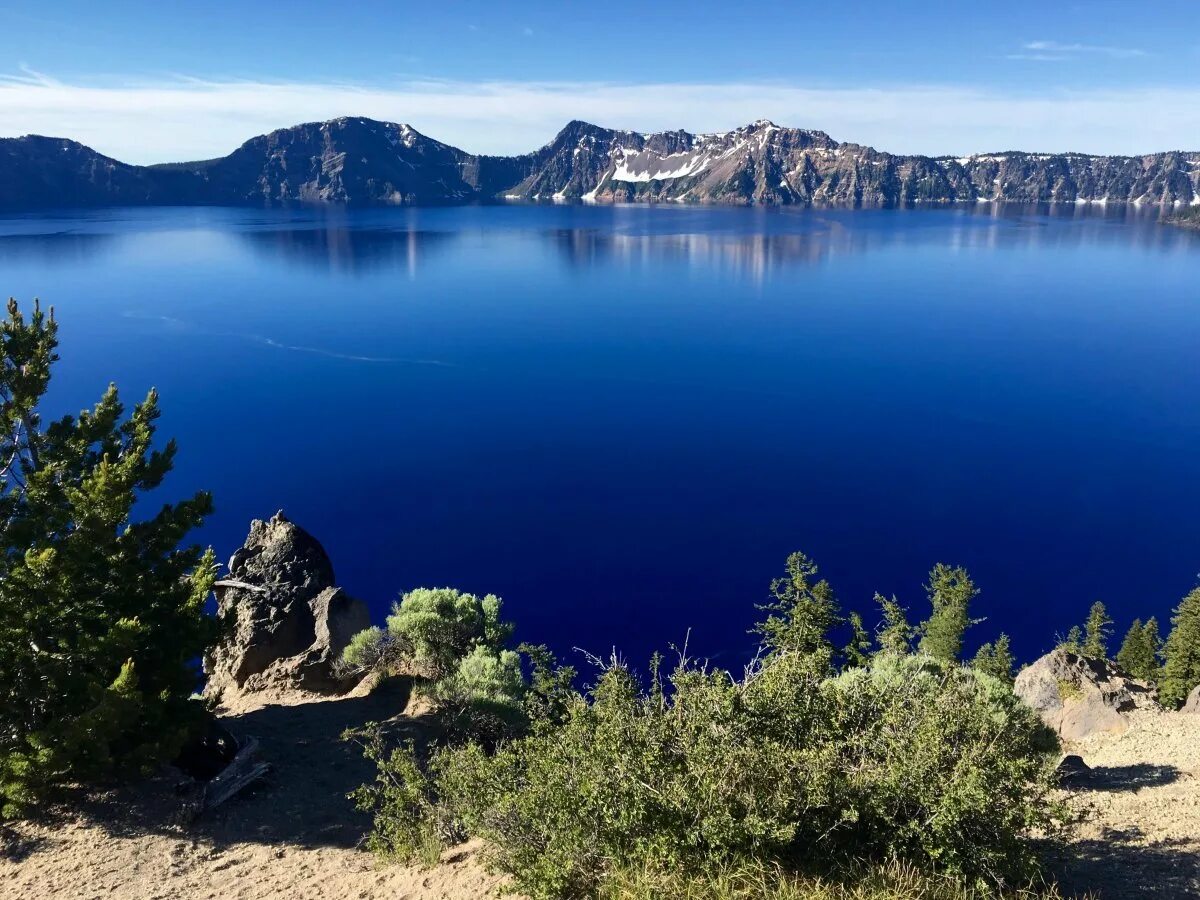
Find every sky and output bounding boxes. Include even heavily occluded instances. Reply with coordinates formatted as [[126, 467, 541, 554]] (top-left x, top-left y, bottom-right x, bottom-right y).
[[1, 0, 1198, 163]]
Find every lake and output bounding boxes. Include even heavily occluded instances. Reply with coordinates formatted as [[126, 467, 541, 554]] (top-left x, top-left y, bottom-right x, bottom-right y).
[[2, 203, 1198, 667]]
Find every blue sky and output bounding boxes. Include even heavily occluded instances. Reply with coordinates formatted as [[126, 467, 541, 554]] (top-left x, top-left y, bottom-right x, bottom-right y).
[[1, 1, 1198, 162]]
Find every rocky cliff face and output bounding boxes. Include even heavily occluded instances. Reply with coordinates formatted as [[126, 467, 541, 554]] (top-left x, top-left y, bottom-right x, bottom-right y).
[[0, 135, 204, 208], [195, 117, 479, 205], [2, 117, 1198, 209]]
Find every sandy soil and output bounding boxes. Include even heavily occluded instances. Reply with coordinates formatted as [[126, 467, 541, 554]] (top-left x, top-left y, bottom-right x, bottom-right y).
[[0, 679, 508, 900], [1054, 710, 1200, 898], [3, 688, 1199, 899]]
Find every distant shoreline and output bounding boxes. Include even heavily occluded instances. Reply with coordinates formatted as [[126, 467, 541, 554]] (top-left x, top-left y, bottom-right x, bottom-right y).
[[1165, 208, 1200, 229], [3, 116, 1198, 211]]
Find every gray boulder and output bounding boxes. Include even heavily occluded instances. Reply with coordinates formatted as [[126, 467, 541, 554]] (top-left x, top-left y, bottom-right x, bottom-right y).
[[1013, 648, 1158, 742], [205, 511, 371, 702], [1183, 684, 1200, 714]]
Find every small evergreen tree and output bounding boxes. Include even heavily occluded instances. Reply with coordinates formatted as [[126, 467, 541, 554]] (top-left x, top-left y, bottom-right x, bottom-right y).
[[1160, 588, 1200, 708], [874, 593, 913, 656], [1058, 625, 1084, 654], [753, 551, 841, 663], [1116, 618, 1160, 682], [972, 633, 1015, 684], [1082, 601, 1113, 660], [1116, 619, 1145, 673], [1144, 617, 1162, 668], [917, 563, 978, 664], [0, 299, 215, 816], [841, 611, 872, 668]]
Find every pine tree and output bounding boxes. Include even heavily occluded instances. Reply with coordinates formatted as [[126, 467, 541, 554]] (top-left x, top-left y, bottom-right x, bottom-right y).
[[917, 563, 978, 664], [1144, 617, 1162, 667], [971, 633, 1015, 684], [754, 551, 841, 662], [1116, 619, 1144, 673], [874, 593, 913, 656], [842, 611, 872, 669], [1082, 601, 1114, 660], [1160, 588, 1200, 708], [1059, 625, 1084, 654], [0, 299, 215, 816], [1116, 619, 1160, 682]]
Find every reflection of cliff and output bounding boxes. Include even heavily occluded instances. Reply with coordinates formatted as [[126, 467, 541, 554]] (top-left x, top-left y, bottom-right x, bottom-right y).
[[1, 202, 1194, 277], [237, 226, 454, 275], [549, 204, 1199, 279], [550, 226, 863, 280]]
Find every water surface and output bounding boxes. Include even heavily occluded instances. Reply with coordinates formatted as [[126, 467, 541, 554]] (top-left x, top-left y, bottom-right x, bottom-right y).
[[2, 204, 1197, 665]]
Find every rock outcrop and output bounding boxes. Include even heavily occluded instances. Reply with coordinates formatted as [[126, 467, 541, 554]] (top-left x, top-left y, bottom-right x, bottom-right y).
[[204, 511, 371, 702], [1014, 649, 1158, 742], [1183, 684, 1200, 714]]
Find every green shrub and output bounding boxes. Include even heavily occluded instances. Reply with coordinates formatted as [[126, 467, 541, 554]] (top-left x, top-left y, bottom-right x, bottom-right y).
[[429, 646, 527, 744], [346, 728, 444, 866], [353, 586, 512, 679], [430, 646, 524, 710], [341, 586, 524, 731], [0, 299, 215, 817], [337, 625, 406, 678], [822, 656, 1058, 883], [359, 650, 1058, 898], [351, 553, 1062, 898]]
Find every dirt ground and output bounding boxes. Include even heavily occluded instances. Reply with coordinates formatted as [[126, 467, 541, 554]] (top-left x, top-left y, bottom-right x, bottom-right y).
[[0, 679, 508, 900], [2, 687, 1198, 899], [1053, 709, 1200, 898]]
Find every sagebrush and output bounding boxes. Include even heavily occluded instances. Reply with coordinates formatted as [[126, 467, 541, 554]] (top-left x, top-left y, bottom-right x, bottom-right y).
[[351, 554, 1062, 899]]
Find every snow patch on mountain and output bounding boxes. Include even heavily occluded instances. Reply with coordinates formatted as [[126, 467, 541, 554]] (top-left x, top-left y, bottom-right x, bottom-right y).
[[611, 147, 711, 182]]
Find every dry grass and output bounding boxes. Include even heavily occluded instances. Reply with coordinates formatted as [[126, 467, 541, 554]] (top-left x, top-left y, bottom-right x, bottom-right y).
[[599, 858, 1080, 900]]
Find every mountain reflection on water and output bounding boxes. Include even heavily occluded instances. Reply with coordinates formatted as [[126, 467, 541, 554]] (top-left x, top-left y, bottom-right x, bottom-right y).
[[0, 203, 1191, 280]]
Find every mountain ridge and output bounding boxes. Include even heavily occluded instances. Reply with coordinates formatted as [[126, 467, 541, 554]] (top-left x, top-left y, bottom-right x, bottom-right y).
[[3, 116, 1198, 209]]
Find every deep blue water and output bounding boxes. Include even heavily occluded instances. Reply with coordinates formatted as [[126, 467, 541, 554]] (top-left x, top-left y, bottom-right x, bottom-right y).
[[1, 204, 1198, 668]]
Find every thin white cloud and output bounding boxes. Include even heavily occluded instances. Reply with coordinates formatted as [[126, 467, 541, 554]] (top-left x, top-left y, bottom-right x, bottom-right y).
[[0, 74, 1197, 164], [1005, 53, 1067, 63], [1022, 40, 1148, 59]]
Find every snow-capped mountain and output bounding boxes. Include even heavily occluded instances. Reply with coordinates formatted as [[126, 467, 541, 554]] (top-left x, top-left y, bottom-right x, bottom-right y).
[[502, 120, 1200, 207], [2, 117, 1198, 209]]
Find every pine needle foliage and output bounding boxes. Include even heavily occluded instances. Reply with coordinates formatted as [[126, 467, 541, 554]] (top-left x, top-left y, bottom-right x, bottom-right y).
[[874, 594, 913, 657], [917, 564, 978, 663], [1160, 588, 1200, 708], [1081, 602, 1113, 661], [754, 551, 841, 663], [1115, 618, 1161, 683], [972, 634, 1016, 685], [0, 299, 215, 817]]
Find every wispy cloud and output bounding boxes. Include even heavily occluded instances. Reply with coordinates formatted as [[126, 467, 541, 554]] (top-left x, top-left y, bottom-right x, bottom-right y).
[[1014, 40, 1148, 61], [1, 74, 1197, 163]]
